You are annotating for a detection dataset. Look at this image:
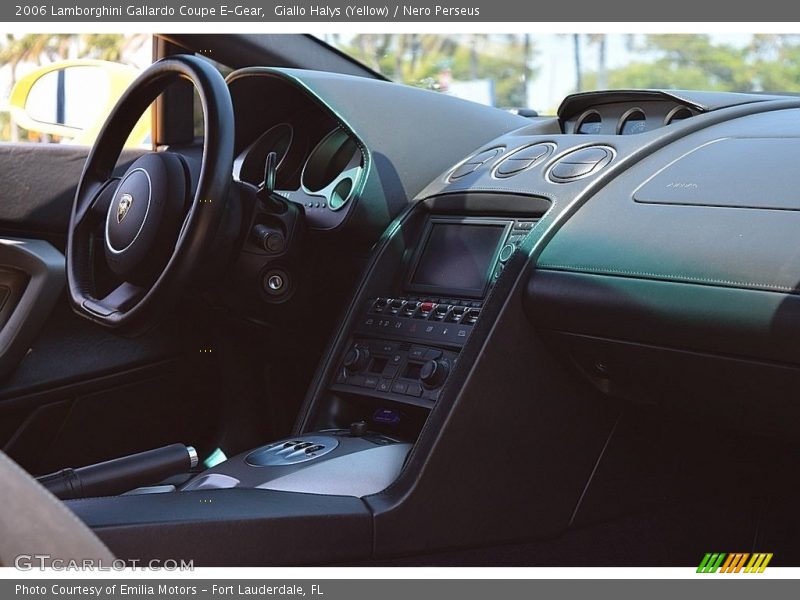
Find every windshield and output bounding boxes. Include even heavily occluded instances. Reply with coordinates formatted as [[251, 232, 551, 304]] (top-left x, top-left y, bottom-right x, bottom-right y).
[[320, 34, 800, 115]]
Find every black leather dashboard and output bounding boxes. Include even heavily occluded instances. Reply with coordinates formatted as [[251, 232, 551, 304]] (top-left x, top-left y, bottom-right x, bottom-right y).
[[410, 89, 800, 435], [531, 107, 800, 361]]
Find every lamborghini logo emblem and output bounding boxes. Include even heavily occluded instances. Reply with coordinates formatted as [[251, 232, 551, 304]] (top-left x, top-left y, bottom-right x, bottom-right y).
[[117, 194, 133, 223]]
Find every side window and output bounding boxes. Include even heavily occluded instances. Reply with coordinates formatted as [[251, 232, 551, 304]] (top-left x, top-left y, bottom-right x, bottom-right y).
[[0, 34, 152, 147]]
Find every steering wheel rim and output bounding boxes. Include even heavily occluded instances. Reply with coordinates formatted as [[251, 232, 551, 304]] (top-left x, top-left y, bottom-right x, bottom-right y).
[[67, 55, 234, 334]]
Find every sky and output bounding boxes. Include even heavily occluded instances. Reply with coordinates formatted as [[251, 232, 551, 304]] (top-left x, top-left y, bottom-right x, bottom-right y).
[[0, 33, 756, 130], [527, 33, 753, 112]]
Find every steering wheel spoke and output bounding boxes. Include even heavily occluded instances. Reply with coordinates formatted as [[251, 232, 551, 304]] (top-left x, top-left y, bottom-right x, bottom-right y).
[[82, 282, 146, 318], [74, 177, 119, 227]]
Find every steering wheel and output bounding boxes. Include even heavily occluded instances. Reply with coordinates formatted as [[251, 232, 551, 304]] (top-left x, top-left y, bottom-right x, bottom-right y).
[[67, 55, 234, 334]]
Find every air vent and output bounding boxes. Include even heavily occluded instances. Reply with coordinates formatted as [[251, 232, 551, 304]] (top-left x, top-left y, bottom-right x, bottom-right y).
[[448, 147, 503, 181], [245, 435, 339, 466], [548, 146, 615, 183], [494, 143, 555, 178]]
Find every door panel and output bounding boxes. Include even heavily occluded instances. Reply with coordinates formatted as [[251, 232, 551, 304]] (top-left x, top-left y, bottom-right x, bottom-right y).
[[0, 239, 64, 379], [0, 143, 222, 475], [0, 144, 144, 239]]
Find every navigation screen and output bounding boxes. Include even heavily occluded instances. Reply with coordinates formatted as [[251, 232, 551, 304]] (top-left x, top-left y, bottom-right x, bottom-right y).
[[410, 221, 506, 297]]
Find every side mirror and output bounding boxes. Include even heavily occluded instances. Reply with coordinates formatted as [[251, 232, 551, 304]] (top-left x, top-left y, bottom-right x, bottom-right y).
[[8, 59, 149, 146]]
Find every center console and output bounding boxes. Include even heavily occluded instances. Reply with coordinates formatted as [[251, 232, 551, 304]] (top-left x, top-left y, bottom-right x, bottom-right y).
[[177, 204, 543, 497], [332, 216, 536, 408]]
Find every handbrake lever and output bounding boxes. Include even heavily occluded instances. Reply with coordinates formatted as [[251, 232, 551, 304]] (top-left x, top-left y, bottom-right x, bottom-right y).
[[36, 443, 198, 500]]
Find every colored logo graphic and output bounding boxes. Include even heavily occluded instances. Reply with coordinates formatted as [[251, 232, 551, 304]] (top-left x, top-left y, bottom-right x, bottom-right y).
[[697, 553, 773, 573]]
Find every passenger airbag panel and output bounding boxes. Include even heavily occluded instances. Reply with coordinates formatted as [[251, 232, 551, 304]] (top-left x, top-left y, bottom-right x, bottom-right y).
[[634, 137, 800, 210]]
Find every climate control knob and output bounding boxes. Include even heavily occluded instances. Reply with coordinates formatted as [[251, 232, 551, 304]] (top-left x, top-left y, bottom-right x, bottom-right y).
[[420, 358, 450, 389], [343, 346, 370, 372]]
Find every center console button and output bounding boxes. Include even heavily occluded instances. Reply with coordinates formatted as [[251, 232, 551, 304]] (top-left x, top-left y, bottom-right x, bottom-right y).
[[343, 345, 370, 372], [463, 308, 481, 325], [405, 383, 423, 397], [401, 302, 419, 317], [377, 379, 393, 393], [389, 299, 405, 314], [498, 244, 515, 262], [372, 341, 398, 355], [423, 348, 443, 360], [363, 375, 379, 389], [371, 298, 389, 313], [420, 358, 450, 389], [348, 375, 365, 387], [408, 347, 427, 360], [392, 381, 409, 395], [431, 305, 450, 320], [446, 306, 466, 322]]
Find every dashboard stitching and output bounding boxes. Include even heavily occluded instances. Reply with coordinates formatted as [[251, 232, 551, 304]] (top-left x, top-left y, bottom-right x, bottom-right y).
[[536, 264, 798, 292]]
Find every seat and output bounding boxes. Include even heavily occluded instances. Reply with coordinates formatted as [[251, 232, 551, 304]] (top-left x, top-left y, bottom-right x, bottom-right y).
[[0, 451, 114, 567]]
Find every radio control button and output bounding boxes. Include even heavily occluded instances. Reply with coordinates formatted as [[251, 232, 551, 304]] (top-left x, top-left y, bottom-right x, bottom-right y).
[[401, 301, 420, 317], [389, 299, 405, 313], [499, 244, 515, 262], [420, 358, 450, 389], [431, 305, 450, 320], [446, 306, 466, 322], [343, 346, 370, 372], [371, 298, 390, 313], [463, 308, 481, 325]]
